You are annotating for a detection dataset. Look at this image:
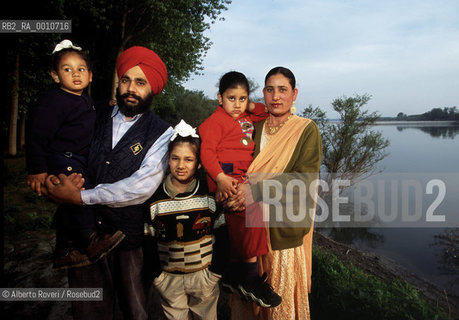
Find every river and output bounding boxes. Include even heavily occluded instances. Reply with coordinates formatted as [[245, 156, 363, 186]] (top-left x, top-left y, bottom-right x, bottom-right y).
[[317, 121, 459, 297]]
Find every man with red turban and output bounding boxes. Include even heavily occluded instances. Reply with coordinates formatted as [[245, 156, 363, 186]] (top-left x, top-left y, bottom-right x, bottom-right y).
[[45, 46, 173, 320], [116, 46, 167, 95]]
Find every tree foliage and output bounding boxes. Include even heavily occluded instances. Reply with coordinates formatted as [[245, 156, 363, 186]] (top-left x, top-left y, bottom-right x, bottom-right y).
[[394, 107, 458, 121], [302, 94, 390, 185], [153, 84, 216, 127], [4, 0, 231, 155], [421, 107, 458, 121], [396, 112, 408, 120]]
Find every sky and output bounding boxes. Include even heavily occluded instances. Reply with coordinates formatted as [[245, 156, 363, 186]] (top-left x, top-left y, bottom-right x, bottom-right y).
[[183, 0, 459, 118]]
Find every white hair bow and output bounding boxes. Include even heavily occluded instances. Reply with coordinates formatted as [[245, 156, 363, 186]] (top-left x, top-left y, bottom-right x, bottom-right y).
[[52, 39, 82, 54], [170, 120, 199, 141]]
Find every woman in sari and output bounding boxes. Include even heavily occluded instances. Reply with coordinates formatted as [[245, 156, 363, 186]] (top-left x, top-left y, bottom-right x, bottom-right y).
[[228, 66, 322, 320]]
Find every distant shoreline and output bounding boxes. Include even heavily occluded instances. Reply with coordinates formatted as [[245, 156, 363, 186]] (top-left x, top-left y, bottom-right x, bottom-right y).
[[373, 120, 459, 126], [325, 119, 459, 126]]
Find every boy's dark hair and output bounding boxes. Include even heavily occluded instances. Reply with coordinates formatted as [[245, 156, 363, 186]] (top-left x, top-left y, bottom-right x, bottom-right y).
[[51, 48, 92, 72], [218, 71, 250, 96]]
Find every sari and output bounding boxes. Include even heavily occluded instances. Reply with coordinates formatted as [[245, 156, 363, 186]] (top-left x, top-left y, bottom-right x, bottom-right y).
[[230, 115, 319, 320]]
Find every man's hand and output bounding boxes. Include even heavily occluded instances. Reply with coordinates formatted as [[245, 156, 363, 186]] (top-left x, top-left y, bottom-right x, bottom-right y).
[[44, 173, 84, 205], [27, 173, 48, 196]]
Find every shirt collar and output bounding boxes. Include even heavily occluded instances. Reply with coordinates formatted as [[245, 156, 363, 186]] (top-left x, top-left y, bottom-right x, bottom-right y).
[[163, 174, 199, 199]]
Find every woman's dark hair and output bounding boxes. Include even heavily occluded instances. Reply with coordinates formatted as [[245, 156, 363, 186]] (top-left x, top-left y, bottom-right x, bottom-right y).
[[51, 48, 92, 72], [264, 66, 296, 89], [168, 135, 201, 163], [218, 71, 250, 96]]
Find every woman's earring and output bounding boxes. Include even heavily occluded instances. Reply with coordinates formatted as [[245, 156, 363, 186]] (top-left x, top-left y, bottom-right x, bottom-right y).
[[291, 101, 296, 113]]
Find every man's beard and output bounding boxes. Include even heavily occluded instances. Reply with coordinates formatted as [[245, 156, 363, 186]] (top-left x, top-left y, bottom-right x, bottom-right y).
[[116, 89, 154, 117]]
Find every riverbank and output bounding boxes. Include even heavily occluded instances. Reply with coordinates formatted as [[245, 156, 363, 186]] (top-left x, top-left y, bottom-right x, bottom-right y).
[[313, 232, 458, 319]]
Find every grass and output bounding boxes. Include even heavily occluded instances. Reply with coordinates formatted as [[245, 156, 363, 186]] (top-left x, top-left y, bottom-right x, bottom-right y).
[[3, 156, 56, 237], [310, 246, 448, 320]]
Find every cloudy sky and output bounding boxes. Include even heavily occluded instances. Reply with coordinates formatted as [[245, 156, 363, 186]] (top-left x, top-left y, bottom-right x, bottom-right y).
[[183, 0, 459, 118]]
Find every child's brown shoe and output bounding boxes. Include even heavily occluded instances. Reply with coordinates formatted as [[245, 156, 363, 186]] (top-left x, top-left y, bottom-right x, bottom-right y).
[[86, 231, 126, 263], [53, 248, 92, 270]]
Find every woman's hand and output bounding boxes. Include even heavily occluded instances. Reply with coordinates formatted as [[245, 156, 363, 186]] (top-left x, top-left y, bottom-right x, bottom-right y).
[[224, 183, 249, 212], [216, 173, 238, 200]]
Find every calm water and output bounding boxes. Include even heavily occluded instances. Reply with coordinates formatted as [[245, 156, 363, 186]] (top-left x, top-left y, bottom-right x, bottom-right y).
[[318, 122, 459, 296]]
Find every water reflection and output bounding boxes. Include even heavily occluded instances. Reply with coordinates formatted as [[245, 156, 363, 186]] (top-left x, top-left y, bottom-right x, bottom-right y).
[[322, 123, 459, 296], [316, 200, 385, 249], [395, 124, 459, 139]]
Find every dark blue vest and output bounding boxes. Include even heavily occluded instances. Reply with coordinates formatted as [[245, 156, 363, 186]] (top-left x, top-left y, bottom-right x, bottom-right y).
[[88, 105, 170, 249]]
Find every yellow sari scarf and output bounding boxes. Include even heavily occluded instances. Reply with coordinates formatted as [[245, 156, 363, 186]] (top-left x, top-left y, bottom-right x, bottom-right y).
[[248, 115, 315, 293], [248, 115, 311, 174]]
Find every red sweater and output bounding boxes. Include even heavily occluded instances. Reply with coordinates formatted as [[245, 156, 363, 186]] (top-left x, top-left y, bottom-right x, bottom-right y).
[[198, 103, 268, 191]]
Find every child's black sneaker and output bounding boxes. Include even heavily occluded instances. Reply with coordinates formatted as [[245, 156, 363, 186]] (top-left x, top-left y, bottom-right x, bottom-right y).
[[221, 272, 240, 295], [238, 273, 282, 308]]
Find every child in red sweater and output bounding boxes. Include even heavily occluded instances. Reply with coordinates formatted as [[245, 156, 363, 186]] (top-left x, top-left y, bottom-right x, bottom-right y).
[[199, 71, 281, 308]]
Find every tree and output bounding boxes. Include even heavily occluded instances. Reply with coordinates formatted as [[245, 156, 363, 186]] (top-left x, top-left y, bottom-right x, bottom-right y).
[[8, 52, 19, 156], [302, 94, 389, 187], [396, 112, 408, 120], [153, 84, 216, 127], [449, 106, 458, 120], [174, 89, 216, 127], [421, 107, 459, 120]]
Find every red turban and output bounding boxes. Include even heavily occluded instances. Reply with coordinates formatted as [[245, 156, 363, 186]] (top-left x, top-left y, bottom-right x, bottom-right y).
[[116, 46, 167, 95]]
